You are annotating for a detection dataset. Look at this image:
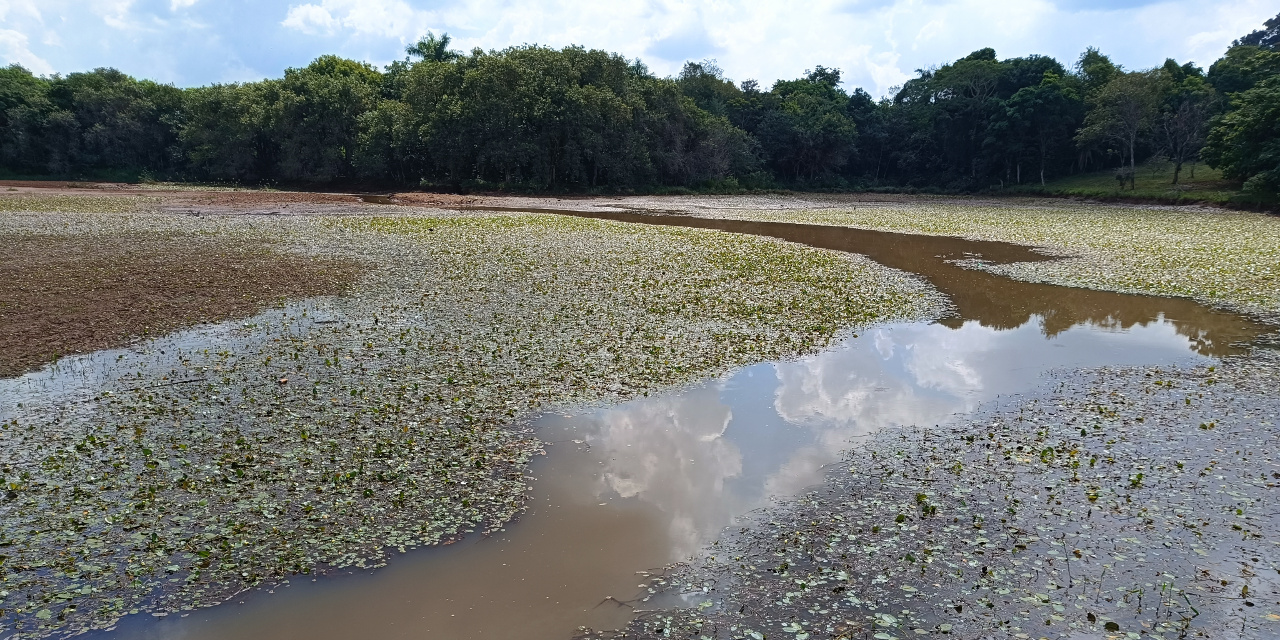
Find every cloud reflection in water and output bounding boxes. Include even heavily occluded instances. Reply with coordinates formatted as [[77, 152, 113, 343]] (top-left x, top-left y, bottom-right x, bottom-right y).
[[549, 315, 1211, 563]]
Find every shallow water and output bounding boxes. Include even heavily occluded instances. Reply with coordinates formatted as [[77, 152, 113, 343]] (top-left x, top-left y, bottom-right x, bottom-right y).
[[91, 316, 1225, 640], [59, 211, 1273, 640], [465, 206, 1267, 356], [0, 300, 347, 417]]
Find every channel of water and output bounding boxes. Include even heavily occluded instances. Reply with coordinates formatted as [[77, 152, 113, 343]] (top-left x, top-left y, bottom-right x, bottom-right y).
[[79, 207, 1270, 639]]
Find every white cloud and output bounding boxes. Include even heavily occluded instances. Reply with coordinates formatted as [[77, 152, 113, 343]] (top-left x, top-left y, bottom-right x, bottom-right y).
[[579, 385, 744, 558], [282, 0, 435, 40], [282, 4, 339, 35], [170, 0, 199, 10], [0, 28, 54, 74], [0, 0, 42, 22], [92, 0, 137, 30]]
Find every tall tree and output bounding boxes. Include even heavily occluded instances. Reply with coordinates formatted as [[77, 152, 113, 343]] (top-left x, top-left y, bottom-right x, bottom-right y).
[[1203, 76, 1280, 195], [1003, 72, 1082, 185], [180, 81, 280, 182], [751, 67, 857, 181], [0, 65, 57, 173], [1076, 47, 1121, 96], [1076, 71, 1161, 189], [1233, 11, 1280, 50], [1207, 45, 1280, 96], [406, 32, 461, 63], [676, 60, 741, 118], [1156, 60, 1217, 184], [273, 56, 382, 182]]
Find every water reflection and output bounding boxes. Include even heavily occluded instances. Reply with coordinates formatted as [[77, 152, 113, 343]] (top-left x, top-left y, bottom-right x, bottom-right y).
[[497, 207, 1269, 356], [541, 316, 1213, 570], [96, 317, 1223, 640], [0, 299, 345, 416]]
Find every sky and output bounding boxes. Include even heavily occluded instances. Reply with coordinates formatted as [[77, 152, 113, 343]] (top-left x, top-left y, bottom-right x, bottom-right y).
[[0, 0, 1274, 96]]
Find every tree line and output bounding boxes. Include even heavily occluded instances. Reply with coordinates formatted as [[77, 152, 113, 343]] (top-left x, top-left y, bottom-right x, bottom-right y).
[[1, 14, 1278, 197]]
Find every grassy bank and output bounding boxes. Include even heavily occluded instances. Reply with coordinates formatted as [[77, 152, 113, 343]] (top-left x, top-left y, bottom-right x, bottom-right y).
[[1004, 160, 1269, 208]]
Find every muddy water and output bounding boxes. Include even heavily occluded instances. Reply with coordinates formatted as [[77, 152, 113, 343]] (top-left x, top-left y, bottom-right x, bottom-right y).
[[88, 212, 1270, 640], [464, 206, 1267, 355]]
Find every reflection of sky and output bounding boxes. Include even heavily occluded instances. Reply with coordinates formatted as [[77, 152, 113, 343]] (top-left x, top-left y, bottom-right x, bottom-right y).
[[546, 316, 1212, 562]]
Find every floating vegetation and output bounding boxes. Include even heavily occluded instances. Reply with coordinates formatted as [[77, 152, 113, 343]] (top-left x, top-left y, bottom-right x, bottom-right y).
[[0, 207, 943, 638], [684, 199, 1280, 320], [599, 349, 1280, 640]]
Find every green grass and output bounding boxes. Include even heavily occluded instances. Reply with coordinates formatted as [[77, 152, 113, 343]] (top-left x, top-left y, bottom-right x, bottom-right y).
[[1012, 160, 1246, 205]]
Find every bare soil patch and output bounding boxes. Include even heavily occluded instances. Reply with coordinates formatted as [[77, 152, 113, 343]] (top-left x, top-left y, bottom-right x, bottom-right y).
[[0, 235, 362, 377], [166, 190, 360, 207]]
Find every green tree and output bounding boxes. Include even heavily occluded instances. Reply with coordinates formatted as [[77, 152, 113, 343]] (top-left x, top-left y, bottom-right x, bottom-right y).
[[1003, 72, 1082, 185], [273, 56, 383, 182], [1233, 11, 1280, 50], [1207, 45, 1280, 96], [0, 65, 57, 173], [1076, 71, 1161, 189], [751, 66, 857, 182], [1076, 47, 1120, 97], [1156, 60, 1217, 184], [354, 98, 420, 183], [33, 68, 185, 177], [676, 60, 741, 118], [180, 81, 280, 181], [844, 88, 890, 183], [1203, 76, 1280, 195], [406, 32, 461, 63]]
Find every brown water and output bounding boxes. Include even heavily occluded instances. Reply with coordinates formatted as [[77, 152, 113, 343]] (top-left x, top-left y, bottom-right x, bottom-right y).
[[88, 209, 1271, 640], [464, 206, 1266, 355]]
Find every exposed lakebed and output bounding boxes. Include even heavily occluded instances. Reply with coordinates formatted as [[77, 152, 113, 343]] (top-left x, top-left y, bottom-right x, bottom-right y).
[[96, 317, 1248, 640], [0, 206, 939, 638], [53, 206, 1275, 640]]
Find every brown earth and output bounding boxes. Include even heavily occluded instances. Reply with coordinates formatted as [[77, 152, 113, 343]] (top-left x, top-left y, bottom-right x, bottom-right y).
[[0, 234, 363, 378], [166, 190, 360, 206]]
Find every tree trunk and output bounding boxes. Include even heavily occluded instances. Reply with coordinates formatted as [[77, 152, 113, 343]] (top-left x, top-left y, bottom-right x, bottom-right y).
[[1039, 136, 1047, 186], [1128, 135, 1137, 190], [1172, 160, 1182, 185]]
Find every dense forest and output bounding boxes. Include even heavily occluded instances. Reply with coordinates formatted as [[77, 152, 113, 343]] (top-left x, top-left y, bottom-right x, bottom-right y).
[[1, 13, 1278, 197]]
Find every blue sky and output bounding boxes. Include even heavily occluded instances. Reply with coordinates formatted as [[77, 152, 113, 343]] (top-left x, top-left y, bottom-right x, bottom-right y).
[[0, 0, 1274, 96]]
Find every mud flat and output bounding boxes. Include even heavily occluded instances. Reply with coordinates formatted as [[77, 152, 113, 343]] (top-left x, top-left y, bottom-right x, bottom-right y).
[[0, 191, 938, 638], [3, 186, 1278, 640]]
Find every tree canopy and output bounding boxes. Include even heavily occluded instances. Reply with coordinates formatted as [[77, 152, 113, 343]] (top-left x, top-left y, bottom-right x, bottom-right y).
[[0, 13, 1277, 199]]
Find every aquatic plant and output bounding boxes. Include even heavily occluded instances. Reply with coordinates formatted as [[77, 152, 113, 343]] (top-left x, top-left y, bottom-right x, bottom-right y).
[[0, 206, 942, 637]]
